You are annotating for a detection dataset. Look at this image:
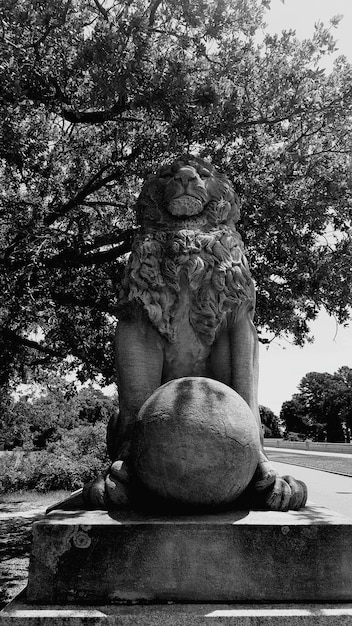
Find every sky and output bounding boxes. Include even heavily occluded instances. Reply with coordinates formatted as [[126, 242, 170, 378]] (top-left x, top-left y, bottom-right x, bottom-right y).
[[257, 0, 352, 415], [264, 0, 352, 49]]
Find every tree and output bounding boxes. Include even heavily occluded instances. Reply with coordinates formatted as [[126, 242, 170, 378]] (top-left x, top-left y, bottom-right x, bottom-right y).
[[72, 386, 119, 424], [334, 366, 352, 441], [0, 377, 118, 492], [298, 370, 348, 442], [1, 374, 74, 449], [280, 393, 325, 441], [1, 0, 352, 385], [259, 405, 282, 438], [1, 373, 118, 450], [280, 367, 352, 442]]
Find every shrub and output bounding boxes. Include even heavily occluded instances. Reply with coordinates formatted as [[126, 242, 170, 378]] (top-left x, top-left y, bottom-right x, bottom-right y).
[[0, 425, 109, 493], [32, 453, 107, 492], [0, 451, 40, 493], [47, 423, 108, 460]]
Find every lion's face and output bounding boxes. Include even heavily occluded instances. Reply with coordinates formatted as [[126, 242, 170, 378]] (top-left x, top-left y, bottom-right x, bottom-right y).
[[136, 155, 241, 231]]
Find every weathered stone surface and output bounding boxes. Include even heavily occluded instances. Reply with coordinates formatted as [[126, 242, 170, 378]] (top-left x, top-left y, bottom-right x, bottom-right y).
[[4, 593, 352, 626], [27, 505, 352, 605], [132, 377, 260, 507]]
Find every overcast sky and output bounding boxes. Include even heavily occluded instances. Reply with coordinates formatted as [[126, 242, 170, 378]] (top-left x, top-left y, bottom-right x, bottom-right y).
[[257, 0, 352, 415]]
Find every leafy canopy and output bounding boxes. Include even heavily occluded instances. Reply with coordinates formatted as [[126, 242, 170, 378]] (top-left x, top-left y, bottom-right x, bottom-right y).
[[259, 405, 282, 438], [1, 371, 118, 450], [280, 366, 352, 442], [1, 0, 352, 384]]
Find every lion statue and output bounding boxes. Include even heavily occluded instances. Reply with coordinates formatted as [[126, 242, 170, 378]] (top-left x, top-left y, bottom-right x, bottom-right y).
[[84, 154, 307, 511]]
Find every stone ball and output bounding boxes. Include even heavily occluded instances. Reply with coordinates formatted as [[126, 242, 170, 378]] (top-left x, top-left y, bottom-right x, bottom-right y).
[[131, 377, 261, 507]]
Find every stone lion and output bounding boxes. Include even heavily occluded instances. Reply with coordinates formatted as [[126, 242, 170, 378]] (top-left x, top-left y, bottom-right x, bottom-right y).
[[84, 154, 307, 511]]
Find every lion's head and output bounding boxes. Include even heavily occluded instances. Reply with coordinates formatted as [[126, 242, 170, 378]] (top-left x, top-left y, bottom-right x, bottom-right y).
[[136, 155, 241, 231]]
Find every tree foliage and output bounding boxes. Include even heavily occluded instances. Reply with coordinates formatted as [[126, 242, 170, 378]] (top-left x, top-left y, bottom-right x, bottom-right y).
[[280, 366, 352, 442], [0, 374, 118, 450], [1, 0, 352, 384], [0, 377, 117, 492], [259, 405, 282, 438]]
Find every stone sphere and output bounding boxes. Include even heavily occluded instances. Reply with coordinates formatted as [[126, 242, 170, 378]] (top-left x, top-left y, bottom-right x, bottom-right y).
[[131, 377, 261, 507]]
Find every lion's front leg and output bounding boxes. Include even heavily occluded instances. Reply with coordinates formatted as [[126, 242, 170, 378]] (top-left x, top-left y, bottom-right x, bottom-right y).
[[85, 316, 164, 509], [111, 317, 164, 461], [228, 308, 261, 434], [228, 311, 307, 511]]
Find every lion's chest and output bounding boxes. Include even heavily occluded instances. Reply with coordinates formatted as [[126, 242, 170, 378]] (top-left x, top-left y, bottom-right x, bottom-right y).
[[161, 274, 212, 379], [120, 229, 254, 347]]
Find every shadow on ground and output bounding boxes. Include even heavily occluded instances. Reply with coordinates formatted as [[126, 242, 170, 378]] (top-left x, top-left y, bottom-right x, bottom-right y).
[[0, 499, 52, 610]]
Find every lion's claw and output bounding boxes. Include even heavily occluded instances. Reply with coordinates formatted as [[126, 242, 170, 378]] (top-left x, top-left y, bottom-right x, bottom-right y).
[[264, 475, 307, 511], [264, 476, 292, 511]]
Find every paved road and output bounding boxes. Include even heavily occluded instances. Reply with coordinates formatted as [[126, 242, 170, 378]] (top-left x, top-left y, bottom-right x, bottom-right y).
[[271, 459, 352, 519]]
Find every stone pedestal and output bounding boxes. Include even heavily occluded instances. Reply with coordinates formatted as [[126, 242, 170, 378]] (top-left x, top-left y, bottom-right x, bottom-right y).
[[26, 505, 352, 605]]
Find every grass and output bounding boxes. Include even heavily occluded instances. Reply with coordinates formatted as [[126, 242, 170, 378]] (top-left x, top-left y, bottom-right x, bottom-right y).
[[0, 490, 70, 610], [1, 489, 70, 506], [266, 451, 352, 477]]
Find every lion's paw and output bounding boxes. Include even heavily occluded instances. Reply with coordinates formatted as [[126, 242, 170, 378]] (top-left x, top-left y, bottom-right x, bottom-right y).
[[82, 461, 132, 510], [248, 452, 308, 511], [263, 475, 308, 511]]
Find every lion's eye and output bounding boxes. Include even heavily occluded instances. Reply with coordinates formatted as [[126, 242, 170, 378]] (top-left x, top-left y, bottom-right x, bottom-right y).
[[198, 169, 211, 178]]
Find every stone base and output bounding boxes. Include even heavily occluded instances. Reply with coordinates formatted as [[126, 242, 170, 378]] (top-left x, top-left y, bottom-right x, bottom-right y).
[[26, 505, 352, 605], [3, 592, 352, 626]]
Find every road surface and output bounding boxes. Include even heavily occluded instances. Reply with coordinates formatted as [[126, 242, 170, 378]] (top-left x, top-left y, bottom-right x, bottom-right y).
[[267, 448, 352, 519]]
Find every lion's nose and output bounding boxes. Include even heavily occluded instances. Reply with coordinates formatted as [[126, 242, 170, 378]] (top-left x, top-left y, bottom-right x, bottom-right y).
[[174, 167, 197, 186]]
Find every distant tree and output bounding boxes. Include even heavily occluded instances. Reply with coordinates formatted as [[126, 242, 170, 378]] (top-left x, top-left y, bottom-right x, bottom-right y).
[[72, 386, 118, 425], [0, 394, 32, 449], [1, 375, 70, 449], [48, 422, 108, 462], [1, 0, 352, 386], [334, 366, 352, 440], [299, 371, 347, 442], [280, 395, 321, 440], [280, 367, 352, 442], [1, 373, 118, 450], [259, 405, 282, 438]]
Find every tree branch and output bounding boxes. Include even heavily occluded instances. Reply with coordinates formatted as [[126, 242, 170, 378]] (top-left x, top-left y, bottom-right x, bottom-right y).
[[44, 170, 120, 226], [77, 241, 132, 265], [148, 0, 163, 26], [78, 227, 137, 252], [45, 238, 132, 267], [1, 35, 22, 50], [234, 109, 304, 129], [92, 0, 110, 21], [33, 0, 72, 49], [0, 229, 136, 270], [286, 121, 326, 153], [81, 200, 128, 208], [44, 147, 141, 226], [61, 102, 134, 124], [50, 290, 119, 315], [2, 329, 65, 358]]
